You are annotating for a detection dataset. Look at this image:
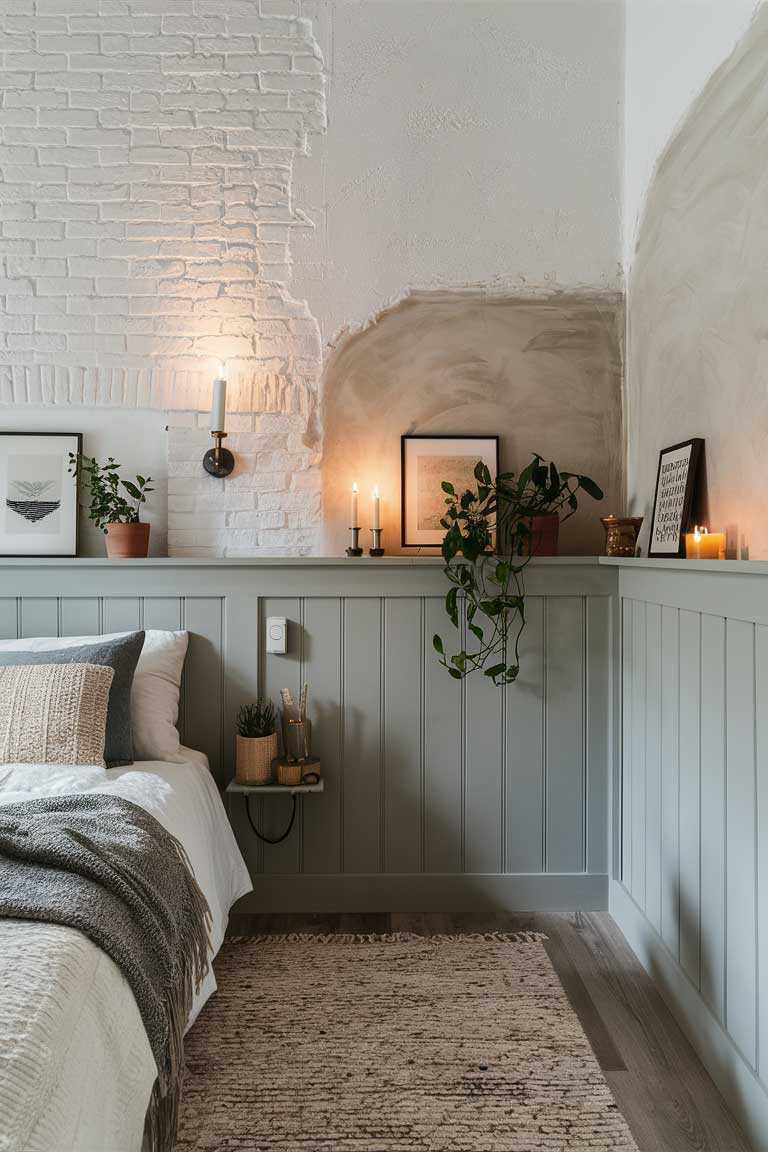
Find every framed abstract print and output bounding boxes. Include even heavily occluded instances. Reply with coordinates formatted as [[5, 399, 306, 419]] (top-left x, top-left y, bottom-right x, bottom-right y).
[[401, 434, 499, 548], [0, 432, 82, 557], [648, 437, 704, 558]]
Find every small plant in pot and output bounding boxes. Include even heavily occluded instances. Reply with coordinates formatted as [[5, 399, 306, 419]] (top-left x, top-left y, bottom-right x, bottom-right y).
[[236, 700, 278, 786], [69, 453, 154, 558]]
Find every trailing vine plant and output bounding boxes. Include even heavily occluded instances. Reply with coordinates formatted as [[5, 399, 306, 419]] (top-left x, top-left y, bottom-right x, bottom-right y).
[[433, 454, 603, 685]]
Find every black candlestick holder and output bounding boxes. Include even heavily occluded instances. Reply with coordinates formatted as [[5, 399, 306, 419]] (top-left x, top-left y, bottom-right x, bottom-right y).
[[369, 527, 384, 556], [203, 431, 235, 478], [346, 527, 363, 557]]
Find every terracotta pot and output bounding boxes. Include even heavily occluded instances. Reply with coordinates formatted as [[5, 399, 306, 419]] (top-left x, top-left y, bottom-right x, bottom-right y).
[[528, 514, 560, 556], [105, 521, 150, 559]]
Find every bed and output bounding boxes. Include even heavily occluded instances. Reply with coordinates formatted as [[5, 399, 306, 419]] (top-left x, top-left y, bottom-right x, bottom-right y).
[[0, 750, 252, 1152]]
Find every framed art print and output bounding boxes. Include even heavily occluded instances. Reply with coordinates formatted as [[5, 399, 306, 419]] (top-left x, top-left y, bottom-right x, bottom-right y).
[[401, 434, 499, 548], [648, 437, 703, 558], [0, 432, 82, 557]]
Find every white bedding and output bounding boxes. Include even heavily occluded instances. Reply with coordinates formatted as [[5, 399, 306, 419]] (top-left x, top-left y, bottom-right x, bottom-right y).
[[0, 753, 252, 1152]]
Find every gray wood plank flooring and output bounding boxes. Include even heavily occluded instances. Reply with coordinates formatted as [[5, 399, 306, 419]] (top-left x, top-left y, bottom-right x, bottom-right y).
[[225, 910, 752, 1152]]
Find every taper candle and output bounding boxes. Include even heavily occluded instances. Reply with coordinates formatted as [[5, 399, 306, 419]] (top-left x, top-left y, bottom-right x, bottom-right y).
[[372, 485, 381, 530], [351, 482, 359, 526], [211, 364, 227, 432]]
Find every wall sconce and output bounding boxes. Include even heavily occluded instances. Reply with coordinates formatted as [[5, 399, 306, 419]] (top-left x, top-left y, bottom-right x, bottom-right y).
[[203, 364, 235, 478]]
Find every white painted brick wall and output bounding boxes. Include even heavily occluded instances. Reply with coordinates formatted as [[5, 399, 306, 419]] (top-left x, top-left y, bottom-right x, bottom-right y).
[[0, 0, 326, 556]]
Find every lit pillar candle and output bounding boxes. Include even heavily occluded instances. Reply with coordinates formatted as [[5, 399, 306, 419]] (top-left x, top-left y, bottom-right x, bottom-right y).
[[211, 365, 227, 432], [685, 526, 725, 560], [350, 482, 359, 527], [372, 485, 381, 530]]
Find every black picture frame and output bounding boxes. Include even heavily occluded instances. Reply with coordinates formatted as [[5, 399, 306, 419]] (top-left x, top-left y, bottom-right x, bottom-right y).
[[401, 433, 499, 549], [648, 437, 704, 558], [0, 431, 82, 558]]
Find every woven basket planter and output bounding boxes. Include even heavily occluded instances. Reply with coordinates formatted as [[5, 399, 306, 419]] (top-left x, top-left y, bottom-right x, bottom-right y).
[[276, 760, 303, 787], [236, 733, 278, 785]]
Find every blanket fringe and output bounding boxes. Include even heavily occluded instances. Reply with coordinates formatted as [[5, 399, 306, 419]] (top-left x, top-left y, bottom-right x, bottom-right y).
[[226, 931, 548, 945]]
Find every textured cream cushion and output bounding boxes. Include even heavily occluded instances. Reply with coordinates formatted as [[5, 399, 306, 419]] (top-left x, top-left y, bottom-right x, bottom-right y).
[[0, 662, 114, 766], [0, 630, 188, 763]]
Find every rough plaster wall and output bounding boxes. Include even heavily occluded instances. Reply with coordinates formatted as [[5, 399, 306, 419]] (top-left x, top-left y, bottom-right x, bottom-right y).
[[0, 0, 326, 556], [293, 0, 624, 346], [623, 0, 757, 270], [627, 6, 768, 558], [321, 291, 623, 557]]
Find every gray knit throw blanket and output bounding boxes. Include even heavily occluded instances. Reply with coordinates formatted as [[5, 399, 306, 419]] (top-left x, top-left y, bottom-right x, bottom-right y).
[[0, 793, 212, 1152]]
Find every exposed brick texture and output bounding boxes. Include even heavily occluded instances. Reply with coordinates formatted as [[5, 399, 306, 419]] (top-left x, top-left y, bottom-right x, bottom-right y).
[[0, 0, 326, 555]]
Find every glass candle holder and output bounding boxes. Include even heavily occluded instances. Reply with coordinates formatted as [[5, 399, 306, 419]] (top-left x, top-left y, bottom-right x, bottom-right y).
[[282, 716, 312, 763]]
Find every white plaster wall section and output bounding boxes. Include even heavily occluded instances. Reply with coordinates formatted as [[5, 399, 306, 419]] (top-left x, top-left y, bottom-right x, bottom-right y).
[[291, 0, 624, 347], [320, 289, 624, 557], [0, 0, 327, 417], [623, 0, 758, 271], [627, 6, 768, 558]]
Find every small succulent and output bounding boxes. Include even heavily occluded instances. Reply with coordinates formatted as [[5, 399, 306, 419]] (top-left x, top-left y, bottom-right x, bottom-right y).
[[237, 699, 277, 738]]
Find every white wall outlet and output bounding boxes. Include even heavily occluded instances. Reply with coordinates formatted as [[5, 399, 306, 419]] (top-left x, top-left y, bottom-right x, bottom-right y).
[[266, 616, 288, 654]]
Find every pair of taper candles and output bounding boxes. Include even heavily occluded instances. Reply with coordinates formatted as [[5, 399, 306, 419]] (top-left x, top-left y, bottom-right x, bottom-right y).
[[349, 482, 383, 556]]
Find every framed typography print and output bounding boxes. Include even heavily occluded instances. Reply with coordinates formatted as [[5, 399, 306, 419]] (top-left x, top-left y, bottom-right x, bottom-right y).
[[648, 438, 703, 558], [401, 434, 499, 548], [0, 432, 82, 557]]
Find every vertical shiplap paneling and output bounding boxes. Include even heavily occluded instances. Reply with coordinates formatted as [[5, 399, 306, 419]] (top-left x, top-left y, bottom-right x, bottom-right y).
[[725, 619, 757, 1067], [700, 613, 726, 1024], [505, 596, 545, 873], [423, 596, 462, 874], [464, 614, 504, 875], [586, 596, 610, 876], [0, 598, 17, 639], [756, 625, 768, 1080], [143, 597, 182, 632], [546, 596, 585, 873], [260, 597, 301, 875], [660, 604, 680, 959], [20, 597, 58, 637], [101, 597, 142, 633], [383, 597, 422, 874], [630, 599, 647, 908], [621, 597, 633, 888], [182, 597, 224, 780], [59, 598, 100, 636], [302, 597, 342, 875], [645, 602, 662, 934], [342, 598, 382, 874], [678, 608, 701, 987]]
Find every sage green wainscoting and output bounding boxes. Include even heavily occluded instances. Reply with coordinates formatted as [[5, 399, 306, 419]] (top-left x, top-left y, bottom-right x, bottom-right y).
[[0, 556, 615, 914], [608, 556, 768, 1152]]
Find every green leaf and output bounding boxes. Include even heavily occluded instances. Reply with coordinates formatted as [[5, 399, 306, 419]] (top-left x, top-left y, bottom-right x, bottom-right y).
[[578, 475, 604, 500], [448, 667, 463, 680], [432, 634, 444, 654], [484, 663, 507, 679], [473, 460, 491, 486], [468, 622, 484, 642], [441, 480, 456, 495]]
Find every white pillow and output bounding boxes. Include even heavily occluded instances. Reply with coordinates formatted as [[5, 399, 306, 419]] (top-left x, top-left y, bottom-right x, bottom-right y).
[[0, 629, 189, 764]]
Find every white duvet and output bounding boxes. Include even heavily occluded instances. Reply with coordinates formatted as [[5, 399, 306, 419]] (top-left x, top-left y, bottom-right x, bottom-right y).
[[0, 753, 252, 1152]]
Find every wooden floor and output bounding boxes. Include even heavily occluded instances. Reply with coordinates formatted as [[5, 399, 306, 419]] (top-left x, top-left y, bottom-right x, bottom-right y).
[[226, 910, 752, 1152]]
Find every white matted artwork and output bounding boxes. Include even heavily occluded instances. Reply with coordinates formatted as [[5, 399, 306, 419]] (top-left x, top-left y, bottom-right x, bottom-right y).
[[648, 437, 704, 558], [401, 435, 499, 547], [0, 433, 81, 556]]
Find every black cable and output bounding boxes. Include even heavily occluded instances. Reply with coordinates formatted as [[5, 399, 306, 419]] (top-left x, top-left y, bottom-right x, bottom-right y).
[[245, 793, 297, 844]]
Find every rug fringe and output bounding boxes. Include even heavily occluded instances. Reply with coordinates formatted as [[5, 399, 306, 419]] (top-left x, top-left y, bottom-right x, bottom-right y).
[[226, 931, 548, 945]]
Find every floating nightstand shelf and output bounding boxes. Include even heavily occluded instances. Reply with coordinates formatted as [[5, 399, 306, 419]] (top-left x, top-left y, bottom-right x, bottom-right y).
[[226, 770, 323, 845]]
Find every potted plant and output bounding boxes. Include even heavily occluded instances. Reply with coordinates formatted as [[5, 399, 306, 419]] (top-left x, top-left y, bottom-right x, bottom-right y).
[[434, 454, 603, 685], [236, 700, 278, 786], [69, 453, 154, 558]]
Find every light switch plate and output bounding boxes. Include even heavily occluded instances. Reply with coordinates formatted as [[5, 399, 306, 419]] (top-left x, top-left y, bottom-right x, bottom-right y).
[[266, 616, 287, 654]]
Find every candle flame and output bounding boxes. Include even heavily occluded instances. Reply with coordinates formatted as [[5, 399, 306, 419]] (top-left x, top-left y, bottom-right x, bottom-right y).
[[693, 525, 708, 542], [218, 361, 226, 378], [373, 485, 379, 498], [352, 481, 358, 493]]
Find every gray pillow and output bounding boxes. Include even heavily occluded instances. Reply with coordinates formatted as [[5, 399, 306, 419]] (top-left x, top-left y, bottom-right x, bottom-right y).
[[0, 631, 145, 768]]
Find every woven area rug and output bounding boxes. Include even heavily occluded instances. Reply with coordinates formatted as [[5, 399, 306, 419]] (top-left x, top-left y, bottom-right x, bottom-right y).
[[176, 933, 638, 1151]]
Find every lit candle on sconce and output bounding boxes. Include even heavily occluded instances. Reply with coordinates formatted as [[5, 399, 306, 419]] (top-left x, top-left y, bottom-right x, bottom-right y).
[[685, 525, 725, 560], [370, 485, 384, 556], [346, 482, 363, 557], [203, 361, 235, 478]]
